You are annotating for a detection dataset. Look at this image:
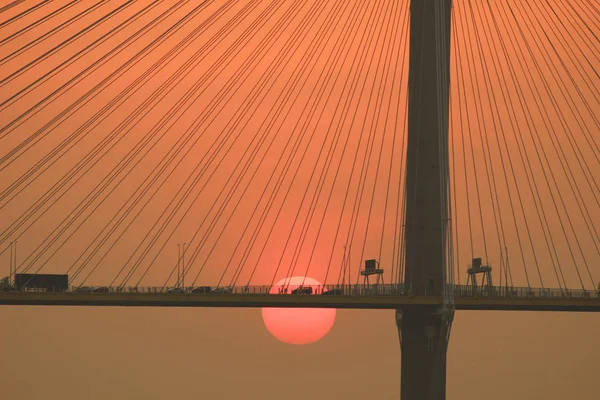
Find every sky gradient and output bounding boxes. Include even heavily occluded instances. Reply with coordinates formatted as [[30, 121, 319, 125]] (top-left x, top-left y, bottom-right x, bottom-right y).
[[0, 1, 598, 399]]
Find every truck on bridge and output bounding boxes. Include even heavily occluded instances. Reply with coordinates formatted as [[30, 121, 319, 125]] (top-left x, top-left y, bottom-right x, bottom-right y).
[[13, 273, 69, 292]]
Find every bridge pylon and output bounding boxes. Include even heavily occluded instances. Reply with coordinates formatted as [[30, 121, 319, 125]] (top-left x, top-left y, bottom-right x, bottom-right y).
[[398, 0, 453, 399]]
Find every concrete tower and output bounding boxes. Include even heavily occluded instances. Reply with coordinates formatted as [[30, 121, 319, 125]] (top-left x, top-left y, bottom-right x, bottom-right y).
[[397, 1, 454, 399]]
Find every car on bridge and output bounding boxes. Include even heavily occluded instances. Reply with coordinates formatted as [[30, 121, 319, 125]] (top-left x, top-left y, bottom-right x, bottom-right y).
[[168, 287, 185, 294], [322, 289, 344, 296], [92, 286, 109, 293], [210, 287, 233, 294], [74, 286, 94, 293], [191, 286, 211, 294], [291, 286, 312, 295]]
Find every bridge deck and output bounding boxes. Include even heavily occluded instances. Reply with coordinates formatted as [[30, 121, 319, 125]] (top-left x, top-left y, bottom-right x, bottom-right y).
[[0, 292, 599, 312]]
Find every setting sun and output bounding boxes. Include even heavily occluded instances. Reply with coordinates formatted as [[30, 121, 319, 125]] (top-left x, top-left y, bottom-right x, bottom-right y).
[[261, 277, 336, 345]]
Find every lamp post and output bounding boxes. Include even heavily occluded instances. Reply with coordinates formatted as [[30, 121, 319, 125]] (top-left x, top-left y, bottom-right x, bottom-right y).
[[182, 242, 186, 289], [177, 244, 181, 288]]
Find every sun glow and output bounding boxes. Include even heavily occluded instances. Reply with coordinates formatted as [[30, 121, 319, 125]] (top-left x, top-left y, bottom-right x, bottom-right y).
[[261, 276, 336, 345]]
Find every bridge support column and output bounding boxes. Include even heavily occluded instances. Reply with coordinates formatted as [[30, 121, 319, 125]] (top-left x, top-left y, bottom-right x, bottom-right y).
[[398, 0, 453, 399], [397, 308, 453, 399]]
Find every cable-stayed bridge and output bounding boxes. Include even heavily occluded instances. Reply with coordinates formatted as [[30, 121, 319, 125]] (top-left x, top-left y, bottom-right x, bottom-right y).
[[0, 1, 598, 399], [2, 285, 599, 312]]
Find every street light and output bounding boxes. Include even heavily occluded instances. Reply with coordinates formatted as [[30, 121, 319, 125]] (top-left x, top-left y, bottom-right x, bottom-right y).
[[177, 244, 181, 288], [182, 242, 186, 289]]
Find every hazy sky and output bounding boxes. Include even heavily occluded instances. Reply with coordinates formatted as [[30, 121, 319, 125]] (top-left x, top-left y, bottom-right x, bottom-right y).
[[0, 1, 598, 399]]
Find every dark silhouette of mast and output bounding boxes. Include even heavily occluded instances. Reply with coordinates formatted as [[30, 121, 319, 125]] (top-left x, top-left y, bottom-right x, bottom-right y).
[[397, 1, 454, 398]]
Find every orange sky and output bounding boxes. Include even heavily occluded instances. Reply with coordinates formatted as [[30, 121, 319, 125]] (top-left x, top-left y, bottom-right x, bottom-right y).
[[0, 1, 598, 399]]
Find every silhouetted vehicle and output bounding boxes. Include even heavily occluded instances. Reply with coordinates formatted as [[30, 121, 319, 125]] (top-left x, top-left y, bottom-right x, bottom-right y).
[[291, 286, 312, 295], [210, 287, 232, 294], [15, 273, 68, 292], [0, 282, 14, 292], [191, 286, 211, 294], [74, 286, 94, 293], [168, 287, 185, 294], [92, 286, 109, 293], [0, 277, 13, 292], [321, 289, 344, 296]]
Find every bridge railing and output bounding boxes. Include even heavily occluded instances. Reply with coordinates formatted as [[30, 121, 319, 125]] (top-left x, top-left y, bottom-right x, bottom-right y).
[[82, 284, 411, 296], [5, 283, 600, 299], [452, 285, 596, 299], [93, 284, 599, 299]]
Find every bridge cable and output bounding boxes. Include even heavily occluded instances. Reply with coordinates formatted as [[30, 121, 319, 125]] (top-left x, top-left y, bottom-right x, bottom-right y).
[[0, 1, 163, 163], [0, 0, 77, 46], [144, 0, 335, 289], [369, 1, 407, 288], [0, 1, 162, 137], [494, 0, 594, 290], [336, 0, 401, 289], [448, 2, 460, 288], [217, 0, 374, 290], [0, 1, 25, 15], [0, 0, 197, 246], [527, 0, 600, 192], [0, 3, 202, 212], [0, 0, 106, 70], [0, 3, 179, 160], [68, 1, 261, 287], [70, 0, 250, 285], [0, 1, 133, 87], [190, 0, 348, 289], [277, 0, 391, 291], [278, 0, 398, 290], [18, 1, 224, 280], [167, 0, 358, 290], [459, 1, 535, 289], [516, 0, 598, 287], [192, 0, 363, 289], [0, 0, 49, 29], [198, 0, 349, 290], [480, 0, 592, 290], [472, 0, 562, 290], [472, 0, 571, 291], [221, 0, 385, 290], [303, 0, 406, 289], [579, 0, 600, 31], [127, 0, 307, 289], [6, 0, 216, 272], [155, 0, 357, 290], [457, 3, 491, 267], [549, 1, 600, 79], [62, 1, 258, 284], [118, 0, 308, 288], [302, 0, 391, 288], [468, 0, 551, 289]]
